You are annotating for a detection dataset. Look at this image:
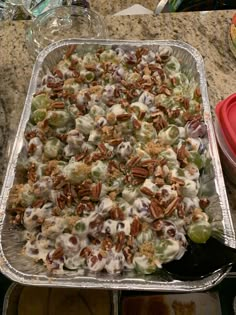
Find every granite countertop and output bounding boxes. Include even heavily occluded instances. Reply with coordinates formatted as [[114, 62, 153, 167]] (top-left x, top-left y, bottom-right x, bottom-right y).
[[0, 9, 236, 226]]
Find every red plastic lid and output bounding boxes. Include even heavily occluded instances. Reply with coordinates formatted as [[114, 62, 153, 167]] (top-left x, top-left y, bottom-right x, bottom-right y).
[[215, 94, 236, 156]]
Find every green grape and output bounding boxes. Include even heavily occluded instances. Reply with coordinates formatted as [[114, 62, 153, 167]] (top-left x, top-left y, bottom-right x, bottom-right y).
[[44, 137, 63, 159], [75, 222, 86, 233], [47, 110, 71, 128], [155, 239, 180, 264], [133, 255, 156, 275], [85, 71, 95, 83], [188, 151, 204, 169], [32, 109, 47, 124], [187, 221, 212, 244], [63, 162, 91, 184], [31, 94, 51, 112], [158, 125, 180, 145]]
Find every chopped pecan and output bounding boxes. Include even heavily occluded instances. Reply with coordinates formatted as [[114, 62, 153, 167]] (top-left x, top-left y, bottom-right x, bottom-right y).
[[84, 64, 96, 71], [106, 112, 117, 125], [97, 143, 107, 155], [107, 138, 123, 146], [115, 231, 126, 252], [152, 219, 164, 231], [7, 207, 25, 214], [130, 216, 141, 236], [28, 143, 37, 155], [199, 198, 210, 209], [116, 113, 131, 121], [52, 247, 64, 260], [140, 159, 158, 167], [12, 213, 22, 225], [50, 101, 65, 109], [126, 156, 141, 168], [91, 152, 103, 162], [132, 178, 145, 186], [170, 177, 185, 186], [28, 163, 37, 183], [167, 108, 180, 119], [75, 151, 87, 161], [194, 87, 201, 98], [32, 199, 45, 208], [132, 118, 141, 129], [91, 182, 102, 201], [89, 215, 104, 230], [138, 110, 146, 120], [177, 144, 189, 161], [123, 246, 133, 264], [101, 237, 113, 251], [80, 246, 92, 258], [88, 234, 101, 245], [153, 116, 168, 132], [109, 206, 125, 221], [77, 188, 91, 198], [127, 235, 134, 247], [109, 191, 117, 201], [177, 202, 185, 219], [131, 167, 149, 178], [154, 177, 165, 187], [52, 207, 61, 216], [149, 198, 164, 219], [57, 195, 66, 210], [65, 44, 77, 59], [183, 98, 190, 110]]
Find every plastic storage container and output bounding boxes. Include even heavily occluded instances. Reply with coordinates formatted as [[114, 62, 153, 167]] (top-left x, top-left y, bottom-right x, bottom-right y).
[[215, 94, 236, 185]]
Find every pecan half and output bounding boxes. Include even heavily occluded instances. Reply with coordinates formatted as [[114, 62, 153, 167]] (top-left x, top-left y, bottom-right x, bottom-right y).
[[115, 231, 126, 252], [126, 156, 141, 169], [130, 216, 141, 236], [140, 187, 154, 197], [97, 143, 107, 155], [116, 113, 131, 121], [109, 206, 125, 221], [50, 101, 65, 109], [131, 167, 149, 178], [164, 197, 180, 217], [132, 118, 141, 129], [149, 198, 164, 219], [91, 182, 102, 201]]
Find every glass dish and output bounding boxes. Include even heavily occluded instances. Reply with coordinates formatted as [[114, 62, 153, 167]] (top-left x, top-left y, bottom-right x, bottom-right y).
[[26, 5, 107, 57]]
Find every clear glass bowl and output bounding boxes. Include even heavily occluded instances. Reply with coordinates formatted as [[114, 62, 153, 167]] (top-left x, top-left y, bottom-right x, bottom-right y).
[[26, 5, 107, 57]]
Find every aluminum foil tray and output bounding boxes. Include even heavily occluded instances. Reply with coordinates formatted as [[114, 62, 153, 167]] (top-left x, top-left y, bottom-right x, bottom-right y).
[[0, 39, 235, 291]]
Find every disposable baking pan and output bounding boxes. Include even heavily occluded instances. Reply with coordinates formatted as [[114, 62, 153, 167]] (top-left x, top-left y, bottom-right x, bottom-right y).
[[0, 39, 235, 291]]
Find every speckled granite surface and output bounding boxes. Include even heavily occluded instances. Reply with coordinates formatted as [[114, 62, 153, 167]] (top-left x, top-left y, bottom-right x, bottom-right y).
[[0, 10, 236, 225], [90, 0, 159, 15]]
